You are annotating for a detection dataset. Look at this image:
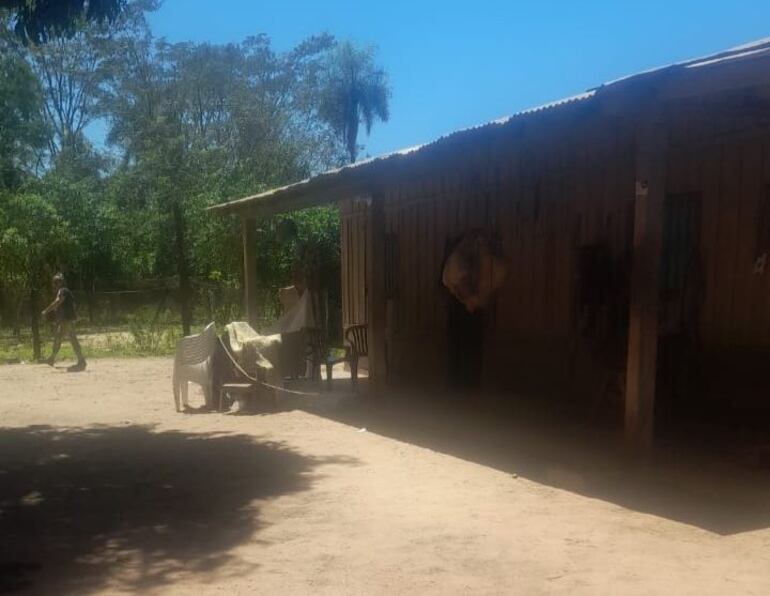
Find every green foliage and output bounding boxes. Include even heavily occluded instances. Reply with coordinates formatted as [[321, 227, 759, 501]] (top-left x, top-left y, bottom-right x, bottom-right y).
[[0, 190, 75, 288], [41, 159, 125, 287], [24, 1, 153, 159], [127, 315, 182, 355], [0, 42, 46, 189], [0, 319, 183, 361], [289, 206, 341, 291], [99, 31, 351, 316], [1, 0, 127, 44], [0, 8, 390, 350]]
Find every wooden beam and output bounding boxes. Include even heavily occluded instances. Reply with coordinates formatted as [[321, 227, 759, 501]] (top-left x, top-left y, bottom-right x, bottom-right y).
[[217, 180, 364, 219], [208, 169, 370, 218], [624, 116, 667, 448], [241, 217, 259, 328], [366, 194, 388, 395]]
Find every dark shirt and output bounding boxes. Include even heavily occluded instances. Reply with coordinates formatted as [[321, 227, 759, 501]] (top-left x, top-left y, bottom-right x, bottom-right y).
[[56, 287, 76, 321]]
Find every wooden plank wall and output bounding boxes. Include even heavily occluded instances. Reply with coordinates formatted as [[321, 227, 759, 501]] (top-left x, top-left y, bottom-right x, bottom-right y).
[[664, 91, 770, 411], [375, 108, 637, 391], [665, 92, 770, 349], [339, 89, 770, 404], [340, 198, 368, 329]]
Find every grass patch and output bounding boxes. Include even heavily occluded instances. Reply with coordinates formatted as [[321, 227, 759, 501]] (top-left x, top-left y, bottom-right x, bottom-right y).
[[0, 319, 200, 363]]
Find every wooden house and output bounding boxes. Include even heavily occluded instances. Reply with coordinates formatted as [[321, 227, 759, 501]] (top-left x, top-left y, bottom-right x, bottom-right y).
[[211, 39, 770, 446]]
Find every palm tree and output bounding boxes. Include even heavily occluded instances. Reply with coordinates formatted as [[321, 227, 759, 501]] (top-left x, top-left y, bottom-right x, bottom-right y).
[[319, 41, 390, 163]]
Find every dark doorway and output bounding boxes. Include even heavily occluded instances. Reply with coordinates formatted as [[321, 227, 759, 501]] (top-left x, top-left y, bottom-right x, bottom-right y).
[[442, 235, 486, 392], [446, 296, 485, 390], [657, 192, 704, 429]]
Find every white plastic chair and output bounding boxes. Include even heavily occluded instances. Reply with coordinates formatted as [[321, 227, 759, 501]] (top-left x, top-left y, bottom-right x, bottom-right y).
[[172, 322, 217, 412]]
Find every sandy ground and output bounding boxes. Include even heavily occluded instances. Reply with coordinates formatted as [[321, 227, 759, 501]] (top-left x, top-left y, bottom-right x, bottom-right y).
[[1, 358, 770, 595]]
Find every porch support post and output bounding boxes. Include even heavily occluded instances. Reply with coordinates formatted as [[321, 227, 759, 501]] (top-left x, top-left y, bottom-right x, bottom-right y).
[[624, 115, 667, 448], [241, 216, 259, 328], [366, 195, 387, 395]]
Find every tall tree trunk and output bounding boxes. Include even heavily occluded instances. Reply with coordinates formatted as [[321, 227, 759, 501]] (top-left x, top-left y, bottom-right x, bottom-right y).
[[347, 118, 358, 163], [29, 287, 42, 361], [172, 201, 192, 336]]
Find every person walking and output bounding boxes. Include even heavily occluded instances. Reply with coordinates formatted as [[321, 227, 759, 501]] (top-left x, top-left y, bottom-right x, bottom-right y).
[[42, 273, 87, 371]]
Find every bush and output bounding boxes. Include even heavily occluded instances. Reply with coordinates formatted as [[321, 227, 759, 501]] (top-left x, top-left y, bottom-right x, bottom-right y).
[[127, 315, 183, 356]]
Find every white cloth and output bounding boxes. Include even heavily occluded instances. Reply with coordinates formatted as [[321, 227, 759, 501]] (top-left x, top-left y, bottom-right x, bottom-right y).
[[279, 286, 300, 314], [269, 290, 316, 334], [276, 286, 306, 377], [224, 321, 282, 385]]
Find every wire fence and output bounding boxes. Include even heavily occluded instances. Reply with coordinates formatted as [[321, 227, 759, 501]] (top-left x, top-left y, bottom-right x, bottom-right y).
[[1, 277, 341, 358], [0, 278, 272, 341]]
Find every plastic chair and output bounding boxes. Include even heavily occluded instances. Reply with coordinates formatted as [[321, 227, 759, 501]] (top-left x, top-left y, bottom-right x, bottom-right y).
[[172, 322, 217, 411], [343, 324, 368, 387], [307, 324, 368, 389]]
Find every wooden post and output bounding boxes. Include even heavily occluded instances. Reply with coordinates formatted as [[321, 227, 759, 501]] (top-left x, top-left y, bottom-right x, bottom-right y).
[[241, 217, 259, 328], [366, 195, 388, 395], [624, 116, 667, 448]]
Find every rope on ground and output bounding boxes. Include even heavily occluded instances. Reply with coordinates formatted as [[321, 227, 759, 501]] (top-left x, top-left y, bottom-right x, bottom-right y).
[[257, 380, 325, 398], [216, 335, 323, 398]]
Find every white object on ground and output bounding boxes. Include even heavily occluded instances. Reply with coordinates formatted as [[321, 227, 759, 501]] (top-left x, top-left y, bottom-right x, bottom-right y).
[[172, 322, 217, 412]]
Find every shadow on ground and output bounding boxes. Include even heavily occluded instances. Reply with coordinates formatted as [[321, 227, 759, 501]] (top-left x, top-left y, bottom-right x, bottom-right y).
[[0, 424, 357, 593], [317, 387, 770, 536]]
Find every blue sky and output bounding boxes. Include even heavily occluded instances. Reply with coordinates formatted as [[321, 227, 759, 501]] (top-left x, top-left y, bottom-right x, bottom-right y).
[[146, 0, 770, 159]]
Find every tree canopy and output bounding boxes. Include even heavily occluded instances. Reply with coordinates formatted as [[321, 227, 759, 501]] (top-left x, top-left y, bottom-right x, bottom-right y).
[[0, 47, 46, 188], [0, 0, 126, 43], [0, 3, 391, 346]]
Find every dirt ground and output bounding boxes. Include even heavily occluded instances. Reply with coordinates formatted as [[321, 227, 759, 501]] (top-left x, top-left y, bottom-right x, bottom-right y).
[[1, 358, 770, 595]]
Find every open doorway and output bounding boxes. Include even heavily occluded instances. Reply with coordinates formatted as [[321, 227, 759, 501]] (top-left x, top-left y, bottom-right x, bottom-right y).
[[657, 191, 704, 431]]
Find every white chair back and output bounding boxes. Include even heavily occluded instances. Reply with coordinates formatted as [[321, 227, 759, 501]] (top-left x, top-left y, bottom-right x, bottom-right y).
[[176, 322, 217, 365], [172, 322, 217, 411]]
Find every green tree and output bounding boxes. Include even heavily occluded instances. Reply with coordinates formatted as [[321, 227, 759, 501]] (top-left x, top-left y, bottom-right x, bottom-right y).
[[0, 40, 46, 189], [1, 22, 388, 343], [103, 34, 347, 334], [41, 139, 124, 320], [25, 0, 155, 158], [318, 41, 390, 163], [1, 0, 125, 43], [0, 191, 75, 358]]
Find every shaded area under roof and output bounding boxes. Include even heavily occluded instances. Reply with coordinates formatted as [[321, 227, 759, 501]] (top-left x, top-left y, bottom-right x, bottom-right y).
[[210, 37, 770, 218]]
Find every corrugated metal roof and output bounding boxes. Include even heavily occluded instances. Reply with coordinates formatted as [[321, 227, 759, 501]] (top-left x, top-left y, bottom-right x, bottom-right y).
[[211, 37, 770, 216], [210, 90, 599, 215]]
